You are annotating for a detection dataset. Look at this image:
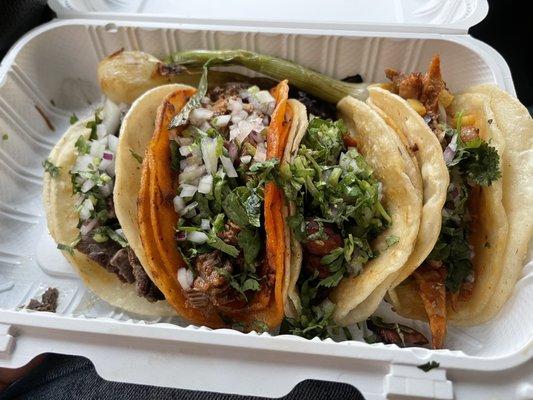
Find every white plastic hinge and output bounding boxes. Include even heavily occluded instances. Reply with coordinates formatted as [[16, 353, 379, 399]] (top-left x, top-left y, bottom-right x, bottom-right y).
[[385, 363, 453, 399], [0, 323, 15, 357]]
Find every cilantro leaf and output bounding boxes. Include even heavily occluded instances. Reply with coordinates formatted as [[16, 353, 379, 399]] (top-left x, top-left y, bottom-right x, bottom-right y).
[[303, 117, 346, 164], [43, 159, 60, 177], [75, 135, 90, 155], [2, 134, 8, 141], [70, 113, 79, 125], [237, 228, 261, 266]]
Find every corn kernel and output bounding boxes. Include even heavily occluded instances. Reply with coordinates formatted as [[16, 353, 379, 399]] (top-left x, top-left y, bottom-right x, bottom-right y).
[[438, 89, 454, 108], [453, 113, 476, 127], [407, 98, 426, 116]]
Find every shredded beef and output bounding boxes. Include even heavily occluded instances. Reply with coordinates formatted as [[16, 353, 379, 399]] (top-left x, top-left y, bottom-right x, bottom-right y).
[[75, 235, 163, 302], [302, 218, 343, 256], [27, 287, 59, 312], [217, 221, 241, 246]]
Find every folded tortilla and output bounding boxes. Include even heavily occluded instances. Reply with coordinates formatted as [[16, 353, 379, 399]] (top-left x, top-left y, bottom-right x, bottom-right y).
[[43, 115, 177, 317]]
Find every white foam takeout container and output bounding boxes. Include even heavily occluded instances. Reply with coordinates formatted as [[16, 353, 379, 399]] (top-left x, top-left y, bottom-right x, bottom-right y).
[[0, 1, 531, 399]]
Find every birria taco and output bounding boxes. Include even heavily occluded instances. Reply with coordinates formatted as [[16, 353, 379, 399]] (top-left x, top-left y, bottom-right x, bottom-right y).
[[365, 55, 532, 348], [115, 70, 294, 329]]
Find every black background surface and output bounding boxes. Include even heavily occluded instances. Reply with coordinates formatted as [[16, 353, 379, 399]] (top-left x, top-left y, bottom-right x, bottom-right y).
[[0, 1, 530, 399]]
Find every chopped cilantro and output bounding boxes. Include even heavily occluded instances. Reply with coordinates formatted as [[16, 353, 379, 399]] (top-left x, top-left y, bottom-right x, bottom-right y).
[[85, 111, 102, 140], [74, 135, 90, 155], [2, 134, 8, 141], [129, 149, 143, 164], [43, 159, 60, 177], [70, 113, 79, 125], [417, 361, 440, 372], [386, 234, 399, 248]]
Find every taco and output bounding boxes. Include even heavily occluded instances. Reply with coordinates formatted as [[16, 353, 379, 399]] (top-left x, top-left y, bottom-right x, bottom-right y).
[[368, 55, 513, 348], [115, 72, 295, 329], [279, 94, 423, 337], [43, 98, 176, 316]]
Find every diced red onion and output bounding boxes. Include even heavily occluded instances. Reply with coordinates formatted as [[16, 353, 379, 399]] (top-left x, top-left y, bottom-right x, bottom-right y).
[[103, 151, 113, 160], [80, 218, 98, 235], [228, 141, 239, 162], [443, 134, 458, 164], [198, 174, 213, 194], [188, 231, 208, 244], [220, 155, 238, 178], [176, 231, 187, 241]]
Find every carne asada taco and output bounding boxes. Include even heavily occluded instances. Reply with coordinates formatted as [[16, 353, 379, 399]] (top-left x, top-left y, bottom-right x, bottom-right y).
[[280, 94, 423, 337], [43, 99, 176, 316], [369, 56, 513, 348], [116, 71, 294, 329]]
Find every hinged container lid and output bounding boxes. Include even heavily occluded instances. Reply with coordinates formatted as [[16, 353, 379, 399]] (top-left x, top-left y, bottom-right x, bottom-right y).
[[48, 0, 488, 34]]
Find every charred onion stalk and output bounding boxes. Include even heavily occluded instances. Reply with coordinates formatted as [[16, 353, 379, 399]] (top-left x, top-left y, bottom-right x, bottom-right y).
[[168, 49, 368, 103]]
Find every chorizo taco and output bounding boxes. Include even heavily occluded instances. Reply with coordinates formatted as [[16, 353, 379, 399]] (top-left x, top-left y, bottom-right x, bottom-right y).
[[43, 98, 176, 316], [279, 95, 423, 337], [367, 55, 519, 348], [115, 72, 295, 329]]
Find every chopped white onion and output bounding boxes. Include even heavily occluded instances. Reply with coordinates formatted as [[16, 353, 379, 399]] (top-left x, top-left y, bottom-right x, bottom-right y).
[[79, 198, 94, 221], [179, 145, 192, 156], [198, 174, 213, 194], [181, 201, 198, 216], [180, 164, 206, 185], [176, 137, 193, 146], [81, 179, 95, 193], [100, 181, 113, 197], [230, 119, 254, 144], [177, 267, 194, 290], [102, 99, 122, 135], [99, 157, 112, 171], [211, 114, 231, 128], [443, 134, 458, 164], [105, 159, 116, 178], [96, 124, 107, 139], [80, 218, 98, 236], [253, 143, 267, 163], [179, 183, 197, 198], [107, 135, 119, 153], [201, 137, 219, 174], [73, 154, 93, 172], [90, 139, 106, 159], [200, 219, 211, 231], [189, 108, 214, 126], [254, 90, 275, 104], [188, 231, 208, 244], [240, 155, 252, 164], [220, 155, 238, 178], [228, 98, 243, 112], [173, 195, 186, 212]]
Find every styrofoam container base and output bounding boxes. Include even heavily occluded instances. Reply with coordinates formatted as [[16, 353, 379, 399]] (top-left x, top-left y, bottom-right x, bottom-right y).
[[0, 12, 531, 400]]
